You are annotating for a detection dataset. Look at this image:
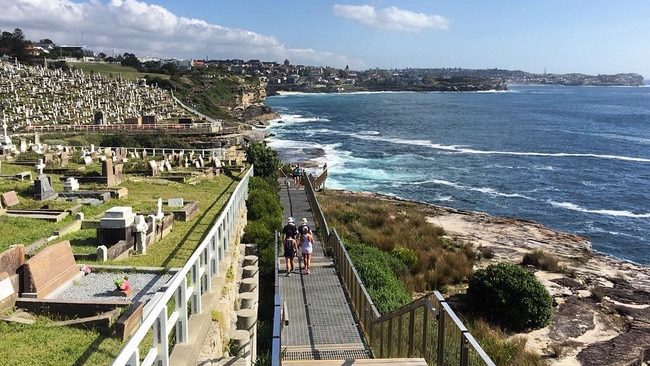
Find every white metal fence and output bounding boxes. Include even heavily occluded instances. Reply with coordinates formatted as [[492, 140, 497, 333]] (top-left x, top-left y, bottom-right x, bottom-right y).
[[111, 167, 252, 366]]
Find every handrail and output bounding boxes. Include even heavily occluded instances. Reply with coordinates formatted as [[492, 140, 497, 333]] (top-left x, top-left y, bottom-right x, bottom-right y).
[[302, 171, 495, 365], [111, 166, 253, 366], [271, 230, 282, 366]]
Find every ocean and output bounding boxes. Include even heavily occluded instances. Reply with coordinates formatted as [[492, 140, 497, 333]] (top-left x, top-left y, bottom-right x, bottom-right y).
[[263, 86, 650, 266]]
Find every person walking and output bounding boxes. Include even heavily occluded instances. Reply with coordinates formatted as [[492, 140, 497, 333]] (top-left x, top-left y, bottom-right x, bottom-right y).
[[282, 217, 297, 239], [299, 226, 314, 274], [283, 233, 297, 276], [293, 164, 302, 190], [297, 218, 311, 236]]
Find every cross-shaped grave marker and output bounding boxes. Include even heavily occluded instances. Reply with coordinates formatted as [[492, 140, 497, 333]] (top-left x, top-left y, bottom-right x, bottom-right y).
[[35, 158, 45, 176]]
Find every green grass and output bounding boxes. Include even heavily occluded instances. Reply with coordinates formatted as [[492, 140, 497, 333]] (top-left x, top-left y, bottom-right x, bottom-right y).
[[72, 63, 169, 81], [0, 320, 124, 366]]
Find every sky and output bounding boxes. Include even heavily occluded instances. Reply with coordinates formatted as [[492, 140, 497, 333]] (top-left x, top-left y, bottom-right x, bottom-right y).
[[1, 0, 649, 78]]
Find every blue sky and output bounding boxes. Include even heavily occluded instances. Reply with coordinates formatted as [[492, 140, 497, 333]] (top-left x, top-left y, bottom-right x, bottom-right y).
[[1, 0, 648, 78]]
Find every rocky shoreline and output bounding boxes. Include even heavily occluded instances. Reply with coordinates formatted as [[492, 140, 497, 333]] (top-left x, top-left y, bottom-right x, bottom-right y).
[[329, 189, 650, 365]]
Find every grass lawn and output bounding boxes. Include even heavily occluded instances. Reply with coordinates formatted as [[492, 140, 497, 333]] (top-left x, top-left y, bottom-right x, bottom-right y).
[[71, 63, 170, 82], [0, 161, 245, 365]]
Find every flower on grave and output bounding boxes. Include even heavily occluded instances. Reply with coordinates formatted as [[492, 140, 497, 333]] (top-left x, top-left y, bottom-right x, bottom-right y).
[[113, 276, 130, 291], [81, 265, 92, 275]]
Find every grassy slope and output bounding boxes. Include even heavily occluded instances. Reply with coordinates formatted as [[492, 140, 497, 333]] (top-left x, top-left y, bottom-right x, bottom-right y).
[[72, 63, 169, 81]]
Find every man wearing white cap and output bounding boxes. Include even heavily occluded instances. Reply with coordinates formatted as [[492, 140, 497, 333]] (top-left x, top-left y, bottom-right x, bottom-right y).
[[282, 217, 297, 239], [297, 218, 311, 236]]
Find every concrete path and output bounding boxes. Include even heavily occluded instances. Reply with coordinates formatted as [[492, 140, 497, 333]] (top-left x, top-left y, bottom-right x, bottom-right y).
[[277, 180, 371, 362]]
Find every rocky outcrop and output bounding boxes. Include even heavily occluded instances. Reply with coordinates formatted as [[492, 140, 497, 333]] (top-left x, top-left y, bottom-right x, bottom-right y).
[[332, 190, 650, 365]]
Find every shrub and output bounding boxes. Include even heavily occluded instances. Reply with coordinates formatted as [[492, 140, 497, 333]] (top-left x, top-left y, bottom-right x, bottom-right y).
[[246, 141, 280, 178], [346, 241, 411, 314], [467, 262, 553, 332], [522, 249, 560, 272], [392, 247, 418, 269]]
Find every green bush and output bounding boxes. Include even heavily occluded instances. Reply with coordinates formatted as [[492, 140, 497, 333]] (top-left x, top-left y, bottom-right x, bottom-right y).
[[247, 190, 282, 224], [346, 242, 411, 314], [392, 247, 418, 269], [467, 262, 553, 332], [246, 141, 280, 178]]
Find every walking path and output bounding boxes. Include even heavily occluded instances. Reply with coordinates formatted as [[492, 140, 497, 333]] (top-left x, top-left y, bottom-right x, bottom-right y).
[[277, 180, 371, 362]]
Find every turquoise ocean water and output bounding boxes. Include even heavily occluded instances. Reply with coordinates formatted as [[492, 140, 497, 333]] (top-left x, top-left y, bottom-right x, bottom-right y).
[[264, 86, 650, 265]]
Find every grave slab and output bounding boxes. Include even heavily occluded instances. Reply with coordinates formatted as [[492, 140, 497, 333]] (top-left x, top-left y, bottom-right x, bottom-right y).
[[1, 191, 19, 207], [22, 241, 80, 299]]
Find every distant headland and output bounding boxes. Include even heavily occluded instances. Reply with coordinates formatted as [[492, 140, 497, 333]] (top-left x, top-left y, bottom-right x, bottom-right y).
[[266, 67, 645, 95]]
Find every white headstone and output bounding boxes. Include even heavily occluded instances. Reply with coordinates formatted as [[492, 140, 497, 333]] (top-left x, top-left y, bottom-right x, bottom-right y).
[[97, 245, 108, 262], [35, 159, 45, 176], [155, 198, 164, 220]]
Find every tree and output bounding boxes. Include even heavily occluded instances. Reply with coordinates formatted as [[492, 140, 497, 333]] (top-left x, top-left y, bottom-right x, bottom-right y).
[[467, 262, 553, 332], [245, 141, 280, 179], [121, 53, 141, 68]]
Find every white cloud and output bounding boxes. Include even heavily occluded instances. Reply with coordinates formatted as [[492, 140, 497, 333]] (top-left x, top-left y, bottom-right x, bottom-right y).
[[0, 0, 361, 68], [333, 4, 449, 32]]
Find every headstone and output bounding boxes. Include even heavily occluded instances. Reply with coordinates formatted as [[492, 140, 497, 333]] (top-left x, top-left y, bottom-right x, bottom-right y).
[[75, 212, 84, 221], [102, 159, 115, 187], [97, 245, 108, 262], [1, 191, 19, 207], [33, 176, 57, 200], [148, 160, 160, 177], [168, 198, 184, 207], [43, 154, 54, 166], [155, 198, 164, 220], [113, 163, 123, 185], [60, 151, 69, 167], [83, 156, 92, 165], [22, 241, 79, 299], [19, 139, 26, 153], [133, 215, 149, 255], [0, 245, 25, 275], [63, 177, 80, 192], [35, 159, 45, 176]]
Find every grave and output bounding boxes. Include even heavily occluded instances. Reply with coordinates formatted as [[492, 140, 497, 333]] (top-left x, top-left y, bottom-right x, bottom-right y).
[[1, 190, 20, 207], [97, 206, 135, 247], [33, 175, 58, 200], [21, 241, 81, 299], [63, 177, 80, 192]]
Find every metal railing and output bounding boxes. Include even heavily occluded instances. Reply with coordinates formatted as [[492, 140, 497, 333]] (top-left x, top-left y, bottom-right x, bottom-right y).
[[301, 173, 495, 366], [111, 166, 252, 366], [271, 231, 283, 366]]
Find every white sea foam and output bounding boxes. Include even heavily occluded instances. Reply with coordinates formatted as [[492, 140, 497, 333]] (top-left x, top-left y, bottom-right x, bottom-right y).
[[345, 131, 650, 163], [547, 200, 650, 218]]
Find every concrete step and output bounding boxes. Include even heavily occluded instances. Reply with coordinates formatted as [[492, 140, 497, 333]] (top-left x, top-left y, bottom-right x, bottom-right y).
[[282, 358, 427, 366]]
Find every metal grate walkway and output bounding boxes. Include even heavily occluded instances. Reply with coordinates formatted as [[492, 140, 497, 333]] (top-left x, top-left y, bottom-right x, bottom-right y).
[[278, 180, 370, 362]]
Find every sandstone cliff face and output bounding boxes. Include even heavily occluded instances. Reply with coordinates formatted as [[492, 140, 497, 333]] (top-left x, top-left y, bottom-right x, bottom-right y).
[[226, 82, 279, 126]]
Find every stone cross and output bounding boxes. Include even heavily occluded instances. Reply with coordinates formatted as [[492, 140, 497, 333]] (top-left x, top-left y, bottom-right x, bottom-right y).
[[36, 158, 45, 176]]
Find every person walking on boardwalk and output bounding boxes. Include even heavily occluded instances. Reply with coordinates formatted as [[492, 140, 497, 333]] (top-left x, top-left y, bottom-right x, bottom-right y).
[[282, 217, 297, 239], [292, 164, 302, 190], [297, 218, 311, 236], [299, 226, 314, 274], [283, 233, 297, 276]]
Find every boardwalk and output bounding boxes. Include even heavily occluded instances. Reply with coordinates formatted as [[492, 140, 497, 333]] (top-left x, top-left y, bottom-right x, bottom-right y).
[[277, 180, 371, 362]]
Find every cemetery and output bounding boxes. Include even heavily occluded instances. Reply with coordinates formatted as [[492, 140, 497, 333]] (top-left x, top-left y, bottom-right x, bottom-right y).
[[0, 118, 249, 350]]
